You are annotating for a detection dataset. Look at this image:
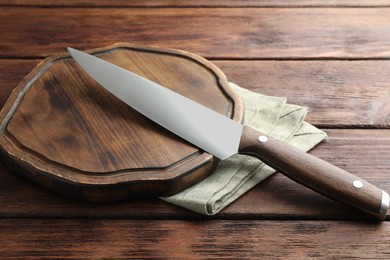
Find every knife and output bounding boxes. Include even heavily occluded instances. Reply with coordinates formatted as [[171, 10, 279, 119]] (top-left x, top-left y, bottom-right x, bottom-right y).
[[68, 47, 389, 219]]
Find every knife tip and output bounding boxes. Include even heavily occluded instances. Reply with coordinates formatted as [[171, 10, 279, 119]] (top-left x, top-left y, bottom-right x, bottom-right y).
[[67, 47, 78, 57]]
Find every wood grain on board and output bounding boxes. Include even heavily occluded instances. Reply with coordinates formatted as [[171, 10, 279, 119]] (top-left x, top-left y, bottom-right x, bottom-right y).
[[0, 44, 243, 201]]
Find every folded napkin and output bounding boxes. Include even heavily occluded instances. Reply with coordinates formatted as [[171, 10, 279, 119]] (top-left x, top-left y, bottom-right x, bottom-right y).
[[161, 83, 327, 215]]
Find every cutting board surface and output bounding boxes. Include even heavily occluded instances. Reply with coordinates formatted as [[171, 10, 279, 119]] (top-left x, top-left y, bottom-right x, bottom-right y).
[[0, 44, 243, 200]]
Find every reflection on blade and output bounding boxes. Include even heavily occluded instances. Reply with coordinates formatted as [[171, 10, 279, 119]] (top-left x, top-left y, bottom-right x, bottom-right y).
[[68, 48, 243, 159]]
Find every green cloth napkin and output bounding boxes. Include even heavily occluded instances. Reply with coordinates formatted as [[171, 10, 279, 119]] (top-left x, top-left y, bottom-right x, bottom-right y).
[[161, 83, 327, 215]]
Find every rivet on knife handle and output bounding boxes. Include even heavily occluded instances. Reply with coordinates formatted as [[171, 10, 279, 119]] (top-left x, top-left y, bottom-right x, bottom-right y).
[[239, 126, 389, 219]]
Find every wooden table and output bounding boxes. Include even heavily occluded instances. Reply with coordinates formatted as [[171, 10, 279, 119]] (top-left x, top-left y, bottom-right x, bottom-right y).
[[1, 1, 390, 258]]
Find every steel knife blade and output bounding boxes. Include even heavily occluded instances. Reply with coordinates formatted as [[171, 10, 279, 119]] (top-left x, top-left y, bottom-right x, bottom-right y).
[[68, 47, 389, 219]]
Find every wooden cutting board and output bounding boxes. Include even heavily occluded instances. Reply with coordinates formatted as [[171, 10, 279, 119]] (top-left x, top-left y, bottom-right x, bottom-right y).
[[0, 43, 244, 201]]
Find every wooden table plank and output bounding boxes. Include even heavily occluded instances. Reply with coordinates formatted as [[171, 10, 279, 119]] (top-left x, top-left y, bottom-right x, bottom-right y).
[[1, 219, 389, 259], [1, 8, 390, 59], [1, 59, 390, 127], [215, 60, 390, 127], [1, 0, 390, 7], [0, 129, 388, 220]]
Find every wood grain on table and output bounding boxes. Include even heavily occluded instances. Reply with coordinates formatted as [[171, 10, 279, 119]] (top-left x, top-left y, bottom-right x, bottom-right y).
[[0, 0, 389, 258]]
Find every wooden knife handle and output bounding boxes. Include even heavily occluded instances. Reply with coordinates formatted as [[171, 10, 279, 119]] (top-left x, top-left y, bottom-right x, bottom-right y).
[[238, 126, 389, 219]]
